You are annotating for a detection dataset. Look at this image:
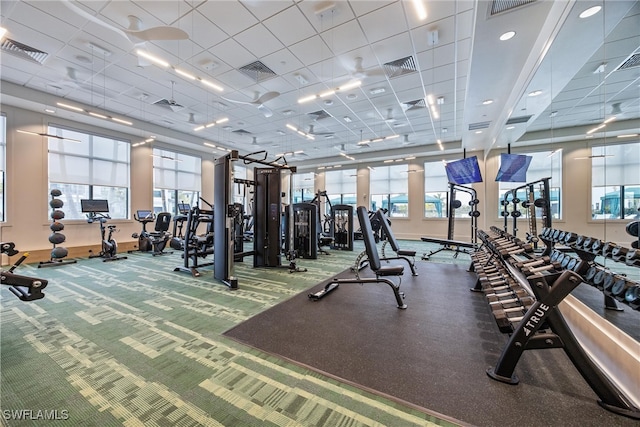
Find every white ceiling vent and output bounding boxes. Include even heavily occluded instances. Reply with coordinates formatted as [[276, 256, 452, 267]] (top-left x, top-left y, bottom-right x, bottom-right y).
[[402, 99, 426, 111], [490, 0, 536, 15], [468, 121, 491, 130], [382, 56, 417, 78], [1, 38, 48, 64], [153, 98, 184, 112], [614, 50, 640, 71], [238, 60, 277, 83], [307, 110, 332, 121], [232, 129, 252, 135], [505, 115, 532, 125]]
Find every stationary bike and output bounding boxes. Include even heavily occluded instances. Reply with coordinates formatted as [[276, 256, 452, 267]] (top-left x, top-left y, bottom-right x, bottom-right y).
[[81, 199, 127, 262]]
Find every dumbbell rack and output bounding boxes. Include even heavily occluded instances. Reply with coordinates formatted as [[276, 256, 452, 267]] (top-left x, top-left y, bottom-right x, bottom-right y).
[[471, 227, 640, 420], [539, 227, 640, 311]]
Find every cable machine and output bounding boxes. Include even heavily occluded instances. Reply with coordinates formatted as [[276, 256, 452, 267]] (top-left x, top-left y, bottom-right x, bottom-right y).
[[213, 150, 296, 289], [501, 177, 552, 251], [331, 204, 354, 251]]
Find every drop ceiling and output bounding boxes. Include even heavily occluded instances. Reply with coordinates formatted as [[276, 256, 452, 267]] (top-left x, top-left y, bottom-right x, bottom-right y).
[[1, 0, 638, 169]]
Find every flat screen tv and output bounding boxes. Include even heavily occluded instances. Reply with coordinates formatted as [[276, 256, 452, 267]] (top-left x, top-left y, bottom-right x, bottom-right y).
[[495, 153, 532, 182], [445, 156, 483, 184]]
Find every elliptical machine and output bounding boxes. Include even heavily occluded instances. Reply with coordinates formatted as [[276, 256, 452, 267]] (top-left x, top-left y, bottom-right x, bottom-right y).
[[81, 199, 127, 262]]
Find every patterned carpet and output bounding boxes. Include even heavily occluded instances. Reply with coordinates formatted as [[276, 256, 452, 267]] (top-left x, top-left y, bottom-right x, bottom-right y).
[[1, 241, 468, 427]]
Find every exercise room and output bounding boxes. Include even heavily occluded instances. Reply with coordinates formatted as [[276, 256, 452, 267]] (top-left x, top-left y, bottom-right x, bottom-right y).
[[1, 1, 639, 426]]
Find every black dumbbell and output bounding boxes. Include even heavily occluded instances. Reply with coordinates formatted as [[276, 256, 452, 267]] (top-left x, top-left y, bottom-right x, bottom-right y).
[[575, 235, 588, 248], [593, 270, 608, 290], [584, 266, 599, 284], [625, 249, 640, 266], [601, 242, 617, 257], [611, 278, 632, 301], [564, 232, 578, 244], [612, 245, 629, 262], [560, 255, 574, 269], [625, 285, 640, 310], [485, 288, 529, 301], [513, 256, 550, 269], [489, 295, 535, 309]]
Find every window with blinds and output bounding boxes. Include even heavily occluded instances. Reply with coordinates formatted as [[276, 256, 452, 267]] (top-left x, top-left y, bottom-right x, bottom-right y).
[[153, 148, 201, 214], [323, 169, 356, 207], [292, 172, 315, 203], [591, 142, 640, 220], [424, 160, 448, 218], [370, 164, 408, 217], [48, 125, 130, 219]]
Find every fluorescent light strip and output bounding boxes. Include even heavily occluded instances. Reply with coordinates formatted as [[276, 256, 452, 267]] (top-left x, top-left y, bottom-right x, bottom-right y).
[[136, 49, 169, 67], [174, 68, 196, 80], [412, 0, 427, 20], [112, 117, 132, 125], [17, 129, 81, 143], [200, 79, 223, 92], [357, 134, 400, 145], [617, 134, 639, 138], [298, 80, 362, 103], [56, 102, 83, 112], [89, 111, 108, 119]]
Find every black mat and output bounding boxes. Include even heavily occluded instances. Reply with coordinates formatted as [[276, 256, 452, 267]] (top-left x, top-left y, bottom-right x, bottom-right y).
[[224, 262, 638, 427]]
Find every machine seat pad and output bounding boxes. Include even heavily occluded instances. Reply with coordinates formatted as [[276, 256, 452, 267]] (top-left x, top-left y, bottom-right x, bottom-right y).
[[376, 265, 405, 276], [397, 249, 416, 257]]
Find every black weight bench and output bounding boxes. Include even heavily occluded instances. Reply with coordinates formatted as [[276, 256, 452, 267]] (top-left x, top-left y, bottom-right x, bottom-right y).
[[375, 209, 418, 276], [1, 242, 48, 301], [421, 236, 476, 260], [309, 206, 407, 308]]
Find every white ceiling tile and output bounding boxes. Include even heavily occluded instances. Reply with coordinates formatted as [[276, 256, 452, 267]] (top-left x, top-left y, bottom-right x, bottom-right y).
[[239, 0, 295, 20], [289, 35, 333, 66], [234, 24, 284, 58], [263, 5, 317, 46], [321, 19, 368, 56], [356, 2, 407, 44], [196, 1, 259, 36], [208, 38, 254, 69], [297, 1, 356, 33], [172, 11, 228, 51]]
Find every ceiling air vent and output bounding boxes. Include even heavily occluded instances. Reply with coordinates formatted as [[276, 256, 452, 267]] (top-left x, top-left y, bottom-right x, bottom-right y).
[[382, 56, 417, 78], [490, 0, 536, 15], [1, 38, 48, 64], [402, 99, 426, 111], [238, 60, 277, 83], [153, 98, 184, 112], [614, 51, 640, 71], [307, 110, 332, 121], [468, 121, 491, 131], [232, 129, 252, 135], [505, 115, 532, 125]]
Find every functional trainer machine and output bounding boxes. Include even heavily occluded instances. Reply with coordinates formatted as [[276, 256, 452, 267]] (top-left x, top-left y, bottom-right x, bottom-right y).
[[501, 177, 552, 251], [82, 199, 127, 262], [331, 204, 354, 251], [213, 150, 297, 289], [422, 182, 479, 259], [1, 242, 48, 301], [174, 199, 214, 277]]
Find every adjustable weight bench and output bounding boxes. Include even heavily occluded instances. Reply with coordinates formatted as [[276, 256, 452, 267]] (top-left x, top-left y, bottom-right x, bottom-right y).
[[308, 206, 407, 308], [375, 209, 418, 276]]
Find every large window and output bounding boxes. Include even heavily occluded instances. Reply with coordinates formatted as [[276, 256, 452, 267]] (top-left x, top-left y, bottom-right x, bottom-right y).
[[0, 115, 5, 222], [325, 168, 356, 207], [370, 164, 408, 217], [48, 125, 130, 219], [497, 150, 562, 219], [292, 172, 315, 203], [153, 148, 201, 214], [591, 142, 640, 220], [424, 160, 448, 218]]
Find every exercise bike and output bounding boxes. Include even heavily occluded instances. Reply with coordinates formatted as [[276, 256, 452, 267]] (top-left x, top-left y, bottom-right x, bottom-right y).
[[81, 199, 127, 262], [130, 210, 172, 256]]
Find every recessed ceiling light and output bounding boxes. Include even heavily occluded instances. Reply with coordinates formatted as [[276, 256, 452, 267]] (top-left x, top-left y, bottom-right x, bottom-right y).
[[346, 93, 357, 100], [549, 111, 558, 117], [579, 6, 601, 19], [499, 31, 516, 41], [506, 126, 515, 130], [528, 90, 542, 97], [343, 116, 352, 123], [482, 99, 494, 105], [44, 108, 56, 114], [475, 130, 482, 134], [369, 88, 385, 95]]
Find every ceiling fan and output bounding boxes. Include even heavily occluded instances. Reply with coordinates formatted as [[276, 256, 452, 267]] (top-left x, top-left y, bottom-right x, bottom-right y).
[[62, 0, 189, 45], [343, 56, 385, 80], [221, 91, 280, 118], [308, 124, 334, 138]]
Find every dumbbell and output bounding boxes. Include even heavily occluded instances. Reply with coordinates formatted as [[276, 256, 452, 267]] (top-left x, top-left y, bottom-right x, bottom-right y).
[[521, 262, 561, 275], [600, 242, 617, 257], [512, 256, 550, 269], [581, 236, 595, 251], [489, 295, 536, 310], [552, 229, 563, 240], [558, 231, 567, 242], [625, 285, 640, 310], [593, 270, 609, 290], [574, 235, 588, 248], [602, 272, 616, 293], [612, 245, 629, 262], [486, 288, 530, 302], [563, 232, 578, 245], [583, 266, 599, 284], [625, 249, 640, 266], [560, 255, 574, 269], [611, 278, 633, 301], [566, 257, 579, 271], [492, 305, 532, 333]]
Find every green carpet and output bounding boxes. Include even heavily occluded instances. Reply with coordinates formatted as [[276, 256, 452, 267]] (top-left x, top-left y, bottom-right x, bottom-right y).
[[1, 241, 468, 427]]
